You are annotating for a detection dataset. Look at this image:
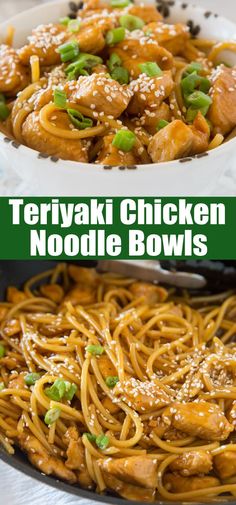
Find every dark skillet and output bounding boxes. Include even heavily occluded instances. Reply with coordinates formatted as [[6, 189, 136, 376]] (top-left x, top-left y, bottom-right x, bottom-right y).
[[0, 260, 236, 505]]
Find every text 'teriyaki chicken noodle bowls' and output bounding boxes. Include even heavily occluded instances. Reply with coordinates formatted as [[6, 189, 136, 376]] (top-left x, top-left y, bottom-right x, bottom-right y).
[[0, 0, 236, 196]]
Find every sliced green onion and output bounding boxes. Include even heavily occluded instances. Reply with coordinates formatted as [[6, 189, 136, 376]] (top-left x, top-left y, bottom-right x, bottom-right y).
[[186, 105, 209, 123], [0, 344, 5, 358], [85, 433, 97, 442], [24, 373, 41, 386], [111, 0, 130, 7], [185, 90, 212, 109], [105, 376, 119, 388], [58, 40, 79, 62], [54, 88, 67, 108], [157, 119, 169, 131], [119, 14, 144, 31], [139, 62, 162, 77], [0, 382, 5, 391], [86, 345, 104, 356], [68, 19, 80, 33], [112, 129, 136, 152], [59, 16, 70, 26], [96, 434, 109, 450], [181, 71, 201, 96], [68, 108, 93, 130], [0, 102, 10, 121], [44, 407, 61, 425], [111, 66, 129, 84], [65, 382, 77, 401], [0, 93, 5, 103], [199, 77, 211, 94], [106, 27, 125, 45], [108, 52, 122, 72]]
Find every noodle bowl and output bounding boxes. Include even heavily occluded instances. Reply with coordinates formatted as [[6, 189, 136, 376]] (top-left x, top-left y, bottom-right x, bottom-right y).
[[1, 263, 236, 501]]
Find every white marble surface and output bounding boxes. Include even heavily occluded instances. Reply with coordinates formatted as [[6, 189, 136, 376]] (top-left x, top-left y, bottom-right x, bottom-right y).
[[0, 0, 236, 195]]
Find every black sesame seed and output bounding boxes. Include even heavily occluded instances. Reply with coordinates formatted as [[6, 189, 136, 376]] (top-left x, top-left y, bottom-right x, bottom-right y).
[[204, 11, 211, 18]]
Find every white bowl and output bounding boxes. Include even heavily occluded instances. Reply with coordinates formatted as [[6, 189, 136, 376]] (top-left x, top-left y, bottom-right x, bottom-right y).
[[0, 0, 236, 196]]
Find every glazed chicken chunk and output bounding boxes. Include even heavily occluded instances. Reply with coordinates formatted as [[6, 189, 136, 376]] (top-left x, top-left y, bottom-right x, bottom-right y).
[[66, 73, 132, 118], [208, 65, 236, 135], [98, 456, 158, 489], [128, 71, 174, 115], [97, 354, 117, 378], [162, 401, 233, 441], [111, 36, 173, 79], [0, 45, 29, 95], [114, 377, 172, 413], [76, 24, 105, 54], [169, 450, 213, 476], [18, 23, 69, 65], [164, 474, 220, 493], [22, 110, 88, 162], [96, 134, 138, 166], [144, 22, 190, 55]]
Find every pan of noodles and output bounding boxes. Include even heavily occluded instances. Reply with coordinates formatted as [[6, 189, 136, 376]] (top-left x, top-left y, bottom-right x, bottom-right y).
[[1, 260, 236, 503], [0, 0, 236, 195]]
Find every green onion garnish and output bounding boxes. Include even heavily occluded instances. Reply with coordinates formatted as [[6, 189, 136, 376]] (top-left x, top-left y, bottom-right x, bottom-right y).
[[0, 94, 10, 121], [45, 379, 77, 402], [105, 376, 119, 388], [112, 129, 136, 152], [111, 0, 130, 7], [106, 27, 125, 45], [96, 434, 109, 450], [68, 108, 93, 130], [58, 40, 79, 63], [68, 19, 80, 33], [181, 71, 201, 96], [86, 345, 105, 356], [111, 66, 129, 84], [185, 90, 212, 109], [59, 17, 70, 26], [108, 52, 122, 72], [85, 433, 97, 442], [0, 344, 5, 358], [24, 373, 41, 386], [186, 105, 209, 123], [139, 62, 162, 77], [54, 88, 67, 108], [45, 379, 65, 401], [44, 407, 61, 425], [0, 382, 4, 391], [119, 14, 144, 31], [157, 119, 169, 131]]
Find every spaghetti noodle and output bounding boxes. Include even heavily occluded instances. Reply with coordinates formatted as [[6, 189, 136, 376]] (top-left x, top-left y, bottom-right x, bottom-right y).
[[1, 264, 236, 501], [0, 0, 235, 165]]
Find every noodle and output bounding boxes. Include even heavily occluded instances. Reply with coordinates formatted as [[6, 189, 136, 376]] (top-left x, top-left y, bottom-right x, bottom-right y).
[[0, 264, 236, 502]]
